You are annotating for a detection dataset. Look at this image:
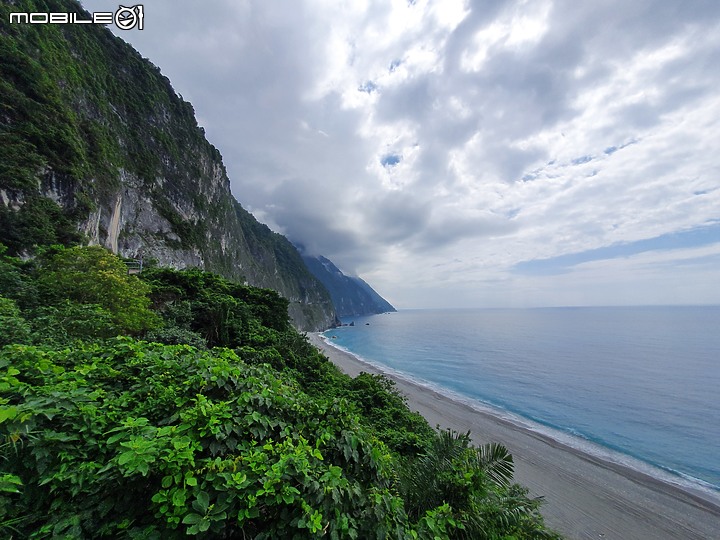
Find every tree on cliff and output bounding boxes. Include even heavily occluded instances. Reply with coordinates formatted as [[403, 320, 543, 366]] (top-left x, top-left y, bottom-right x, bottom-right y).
[[36, 245, 160, 335]]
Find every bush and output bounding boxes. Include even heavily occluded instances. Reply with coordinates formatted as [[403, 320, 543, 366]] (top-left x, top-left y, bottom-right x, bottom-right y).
[[0, 296, 31, 346], [0, 256, 558, 539], [0, 339, 410, 538], [145, 325, 207, 348], [28, 301, 119, 344], [37, 245, 160, 334]]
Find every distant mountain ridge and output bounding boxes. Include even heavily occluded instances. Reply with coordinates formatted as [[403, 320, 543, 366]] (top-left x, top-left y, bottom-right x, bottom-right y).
[[0, 0, 345, 330], [300, 252, 396, 318]]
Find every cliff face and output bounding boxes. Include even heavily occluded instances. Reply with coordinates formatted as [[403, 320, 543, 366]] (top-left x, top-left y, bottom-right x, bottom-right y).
[[0, 0, 337, 330], [301, 252, 396, 319]]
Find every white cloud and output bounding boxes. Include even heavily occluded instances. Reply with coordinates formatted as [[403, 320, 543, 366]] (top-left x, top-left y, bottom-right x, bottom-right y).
[[90, 0, 720, 307], [461, 0, 551, 71]]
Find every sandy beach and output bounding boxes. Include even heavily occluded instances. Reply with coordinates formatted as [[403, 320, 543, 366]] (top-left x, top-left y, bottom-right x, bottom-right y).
[[307, 332, 720, 540]]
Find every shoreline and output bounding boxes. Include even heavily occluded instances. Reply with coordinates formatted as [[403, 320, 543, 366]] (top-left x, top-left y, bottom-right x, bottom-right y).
[[307, 332, 720, 540]]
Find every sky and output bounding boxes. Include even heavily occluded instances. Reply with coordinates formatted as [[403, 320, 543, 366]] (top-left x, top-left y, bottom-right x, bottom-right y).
[[84, 0, 720, 309]]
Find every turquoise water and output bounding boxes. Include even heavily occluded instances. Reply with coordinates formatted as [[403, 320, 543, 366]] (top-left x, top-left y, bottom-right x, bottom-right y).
[[322, 306, 720, 493]]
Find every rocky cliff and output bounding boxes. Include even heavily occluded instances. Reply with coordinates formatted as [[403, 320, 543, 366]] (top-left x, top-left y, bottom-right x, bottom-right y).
[[301, 252, 396, 318], [0, 0, 337, 330]]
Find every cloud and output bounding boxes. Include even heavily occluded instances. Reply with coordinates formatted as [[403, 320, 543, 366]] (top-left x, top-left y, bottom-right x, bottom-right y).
[[91, 0, 720, 307], [513, 222, 720, 275]]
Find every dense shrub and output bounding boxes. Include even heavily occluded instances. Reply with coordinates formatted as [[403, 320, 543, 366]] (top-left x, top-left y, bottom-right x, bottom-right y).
[[0, 296, 31, 346], [0, 247, 559, 538], [0, 340, 410, 538], [36, 245, 161, 335]]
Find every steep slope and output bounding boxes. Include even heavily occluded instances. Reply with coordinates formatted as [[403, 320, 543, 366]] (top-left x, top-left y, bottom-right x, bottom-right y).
[[0, 0, 337, 330], [301, 252, 396, 318]]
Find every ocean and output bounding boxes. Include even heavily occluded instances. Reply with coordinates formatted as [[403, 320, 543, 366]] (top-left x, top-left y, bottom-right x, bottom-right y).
[[322, 306, 720, 495]]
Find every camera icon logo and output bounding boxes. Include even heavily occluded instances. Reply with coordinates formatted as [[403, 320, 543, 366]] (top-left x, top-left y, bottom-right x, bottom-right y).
[[115, 5, 144, 31]]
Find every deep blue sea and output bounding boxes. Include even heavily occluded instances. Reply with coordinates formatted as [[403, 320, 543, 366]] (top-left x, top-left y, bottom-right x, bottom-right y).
[[322, 306, 720, 495]]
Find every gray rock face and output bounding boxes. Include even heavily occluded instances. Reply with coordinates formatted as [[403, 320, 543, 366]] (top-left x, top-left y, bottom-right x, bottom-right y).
[[0, 0, 337, 331], [301, 252, 396, 318], [65, 122, 336, 331]]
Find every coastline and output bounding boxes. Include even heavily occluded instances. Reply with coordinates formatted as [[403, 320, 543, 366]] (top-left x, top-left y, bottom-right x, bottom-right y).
[[307, 332, 720, 540]]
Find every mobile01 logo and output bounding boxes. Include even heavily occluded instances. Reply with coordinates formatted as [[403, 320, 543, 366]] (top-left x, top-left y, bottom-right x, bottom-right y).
[[9, 5, 144, 31]]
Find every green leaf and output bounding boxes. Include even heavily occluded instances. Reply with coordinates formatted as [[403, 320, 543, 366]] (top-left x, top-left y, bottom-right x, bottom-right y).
[[172, 489, 187, 507], [246, 507, 259, 519], [118, 451, 134, 465], [0, 474, 23, 493], [196, 491, 209, 513], [0, 406, 18, 423], [182, 513, 203, 525]]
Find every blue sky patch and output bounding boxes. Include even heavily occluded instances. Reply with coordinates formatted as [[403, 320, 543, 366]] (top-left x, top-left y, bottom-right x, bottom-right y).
[[604, 139, 639, 156], [380, 153, 401, 167], [358, 81, 378, 93], [571, 155, 593, 165], [513, 222, 720, 275]]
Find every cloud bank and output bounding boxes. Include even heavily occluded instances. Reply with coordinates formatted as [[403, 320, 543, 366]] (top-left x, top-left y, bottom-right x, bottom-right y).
[[90, 0, 720, 307]]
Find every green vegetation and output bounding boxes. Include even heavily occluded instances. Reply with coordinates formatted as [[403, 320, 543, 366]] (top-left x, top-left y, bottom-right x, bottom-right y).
[[0, 245, 559, 538], [1, 0, 336, 330], [0, 2, 555, 536], [0, 0, 214, 255], [37, 245, 160, 334]]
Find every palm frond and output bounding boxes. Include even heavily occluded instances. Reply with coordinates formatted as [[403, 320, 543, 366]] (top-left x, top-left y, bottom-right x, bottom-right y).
[[473, 442, 514, 487]]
